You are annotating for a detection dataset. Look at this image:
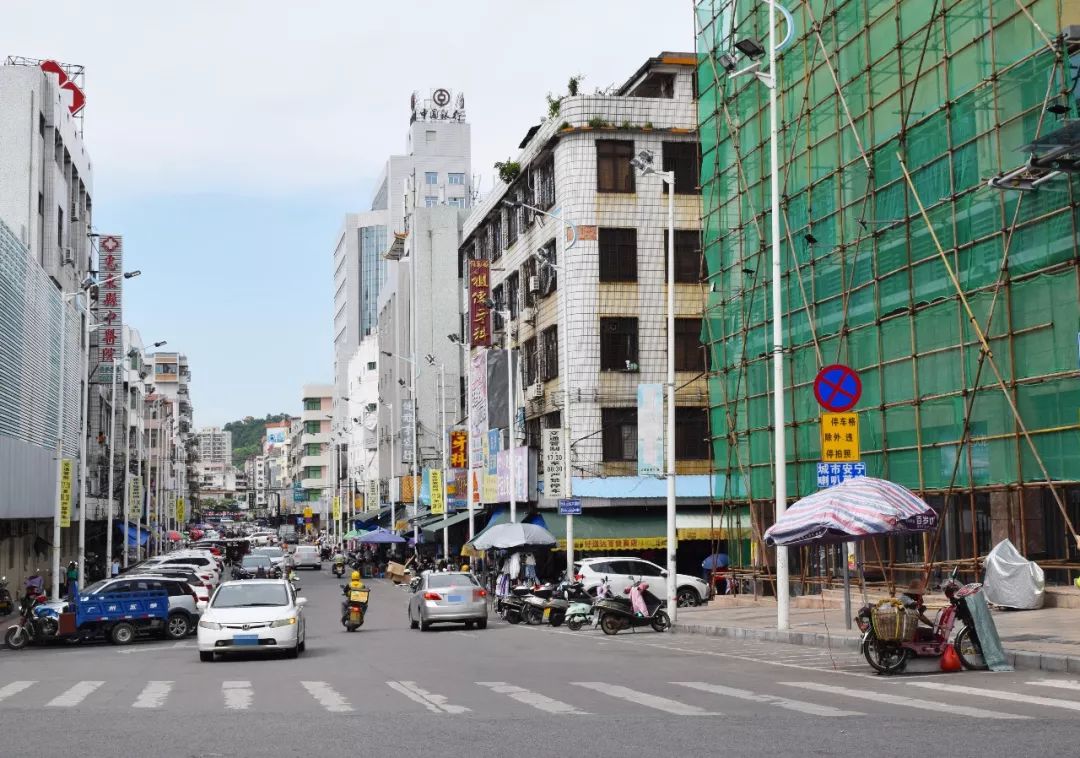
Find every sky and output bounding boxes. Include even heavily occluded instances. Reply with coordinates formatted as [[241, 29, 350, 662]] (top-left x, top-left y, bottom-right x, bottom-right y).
[[3, 1, 694, 427]]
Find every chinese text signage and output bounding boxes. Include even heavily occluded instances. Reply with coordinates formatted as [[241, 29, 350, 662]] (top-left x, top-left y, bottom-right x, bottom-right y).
[[59, 458, 73, 527], [542, 428, 566, 499], [468, 260, 492, 347], [430, 469, 445, 515], [450, 430, 468, 469], [815, 462, 866, 489], [91, 235, 124, 384], [820, 413, 860, 462]]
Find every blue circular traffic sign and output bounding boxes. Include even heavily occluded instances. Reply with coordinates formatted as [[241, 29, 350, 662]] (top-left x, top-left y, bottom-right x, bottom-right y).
[[814, 364, 861, 412]]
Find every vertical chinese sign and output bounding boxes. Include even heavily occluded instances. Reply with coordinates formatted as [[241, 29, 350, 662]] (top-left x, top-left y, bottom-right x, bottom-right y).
[[430, 469, 445, 515], [468, 259, 491, 347], [450, 430, 468, 469], [92, 235, 124, 382], [59, 458, 73, 527], [469, 349, 488, 467]]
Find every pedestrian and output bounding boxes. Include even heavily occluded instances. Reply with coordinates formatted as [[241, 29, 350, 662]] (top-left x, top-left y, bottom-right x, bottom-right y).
[[111, 557, 121, 578], [523, 552, 537, 583], [65, 561, 79, 600]]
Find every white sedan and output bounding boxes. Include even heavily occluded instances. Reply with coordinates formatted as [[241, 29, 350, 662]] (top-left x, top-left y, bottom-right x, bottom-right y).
[[197, 579, 306, 661]]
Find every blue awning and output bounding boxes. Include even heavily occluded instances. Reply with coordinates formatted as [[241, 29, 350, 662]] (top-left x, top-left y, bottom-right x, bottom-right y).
[[115, 523, 149, 547]]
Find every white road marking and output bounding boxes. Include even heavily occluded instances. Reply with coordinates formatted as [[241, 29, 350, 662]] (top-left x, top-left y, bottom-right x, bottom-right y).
[[1029, 679, 1080, 692], [572, 682, 720, 716], [46, 680, 104, 708], [781, 681, 1028, 720], [301, 681, 353, 712], [0, 681, 36, 703], [222, 680, 253, 710], [132, 681, 173, 709], [117, 642, 194, 655], [386, 681, 469, 714], [477, 681, 589, 714], [453, 631, 479, 639], [909, 681, 1080, 712], [673, 681, 862, 717]]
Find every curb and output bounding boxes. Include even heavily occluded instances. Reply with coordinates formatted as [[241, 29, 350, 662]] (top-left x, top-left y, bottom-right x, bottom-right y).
[[673, 621, 1080, 674]]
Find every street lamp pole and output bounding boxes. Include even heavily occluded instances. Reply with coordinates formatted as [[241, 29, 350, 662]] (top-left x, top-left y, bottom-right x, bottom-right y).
[[630, 150, 678, 622], [105, 356, 119, 574], [51, 291, 73, 599], [437, 360, 449, 558]]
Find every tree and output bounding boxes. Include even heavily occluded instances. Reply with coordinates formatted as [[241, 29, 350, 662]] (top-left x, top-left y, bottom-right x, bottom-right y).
[[224, 413, 292, 467]]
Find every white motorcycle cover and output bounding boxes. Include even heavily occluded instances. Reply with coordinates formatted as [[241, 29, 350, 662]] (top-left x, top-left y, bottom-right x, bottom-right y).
[[983, 539, 1044, 610]]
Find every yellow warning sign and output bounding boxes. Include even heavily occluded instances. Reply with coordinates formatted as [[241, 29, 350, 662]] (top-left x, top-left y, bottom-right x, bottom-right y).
[[820, 413, 860, 462]]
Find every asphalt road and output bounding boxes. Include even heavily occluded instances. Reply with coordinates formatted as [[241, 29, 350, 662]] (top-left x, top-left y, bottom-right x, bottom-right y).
[[3, 566, 1080, 757]]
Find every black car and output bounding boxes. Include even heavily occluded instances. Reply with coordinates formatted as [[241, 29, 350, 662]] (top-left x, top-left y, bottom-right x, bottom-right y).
[[232, 555, 280, 580]]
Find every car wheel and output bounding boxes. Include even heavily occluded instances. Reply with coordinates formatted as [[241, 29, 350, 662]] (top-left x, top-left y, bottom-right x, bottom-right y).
[[476, 618, 488, 630], [199, 651, 214, 662], [420, 620, 431, 632], [676, 588, 700, 607], [285, 643, 299, 659], [165, 613, 190, 640], [465, 620, 475, 629], [409, 612, 419, 630], [298, 638, 306, 653], [110, 622, 136, 646]]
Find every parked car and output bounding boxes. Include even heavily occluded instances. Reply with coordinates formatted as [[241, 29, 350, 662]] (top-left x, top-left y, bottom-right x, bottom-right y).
[[292, 546, 322, 570], [253, 547, 286, 569], [232, 554, 280, 580], [574, 557, 709, 607], [197, 579, 306, 661], [128, 568, 214, 605], [140, 553, 222, 583], [62, 575, 201, 639], [408, 572, 488, 631]]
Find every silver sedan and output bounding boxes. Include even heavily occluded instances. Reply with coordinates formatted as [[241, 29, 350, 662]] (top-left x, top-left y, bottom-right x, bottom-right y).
[[408, 572, 488, 631]]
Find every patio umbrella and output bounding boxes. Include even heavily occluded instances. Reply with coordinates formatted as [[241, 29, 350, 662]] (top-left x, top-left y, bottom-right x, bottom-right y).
[[357, 528, 406, 544], [166, 530, 182, 542], [468, 523, 556, 551], [764, 476, 937, 547]]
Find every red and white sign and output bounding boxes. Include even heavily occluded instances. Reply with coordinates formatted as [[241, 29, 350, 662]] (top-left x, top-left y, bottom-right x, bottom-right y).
[[92, 235, 123, 380], [468, 259, 492, 347], [40, 60, 86, 116]]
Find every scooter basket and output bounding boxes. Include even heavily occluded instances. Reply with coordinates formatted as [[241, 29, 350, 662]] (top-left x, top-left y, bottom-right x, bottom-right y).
[[871, 600, 918, 642]]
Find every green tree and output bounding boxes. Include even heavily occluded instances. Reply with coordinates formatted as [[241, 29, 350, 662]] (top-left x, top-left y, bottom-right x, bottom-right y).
[[224, 413, 292, 467]]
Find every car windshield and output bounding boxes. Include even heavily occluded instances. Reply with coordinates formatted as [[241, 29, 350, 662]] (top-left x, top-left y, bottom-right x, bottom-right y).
[[427, 573, 478, 588], [296, 547, 317, 554], [82, 580, 110, 595], [255, 548, 283, 558], [212, 583, 289, 608], [241, 555, 272, 568]]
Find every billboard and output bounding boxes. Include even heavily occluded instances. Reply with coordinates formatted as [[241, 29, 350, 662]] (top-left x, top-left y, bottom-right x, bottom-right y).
[[468, 260, 492, 346], [266, 427, 287, 446]]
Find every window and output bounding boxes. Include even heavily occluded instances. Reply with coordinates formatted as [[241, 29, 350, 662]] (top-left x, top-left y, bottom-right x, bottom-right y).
[[541, 326, 559, 381], [425, 130, 436, 144], [425, 196, 438, 208], [538, 240, 557, 295], [662, 142, 700, 194], [448, 197, 465, 208], [599, 228, 638, 282], [602, 408, 637, 461], [534, 157, 556, 209], [425, 171, 438, 185], [448, 173, 465, 185], [600, 317, 638, 370], [366, 361, 376, 371], [523, 337, 538, 385], [596, 140, 636, 193], [303, 466, 322, 480], [674, 319, 707, 371], [492, 284, 505, 331], [304, 420, 321, 435], [305, 443, 321, 456], [624, 560, 663, 577], [303, 399, 321, 411], [664, 230, 702, 283], [506, 272, 520, 320], [675, 407, 709, 459]]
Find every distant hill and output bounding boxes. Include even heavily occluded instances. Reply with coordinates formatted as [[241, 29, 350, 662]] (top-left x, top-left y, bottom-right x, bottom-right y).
[[225, 413, 292, 467]]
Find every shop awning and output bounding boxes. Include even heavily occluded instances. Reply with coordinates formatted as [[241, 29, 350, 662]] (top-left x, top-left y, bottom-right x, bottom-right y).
[[536, 512, 666, 551], [675, 509, 753, 540], [117, 523, 150, 547], [421, 510, 473, 536]]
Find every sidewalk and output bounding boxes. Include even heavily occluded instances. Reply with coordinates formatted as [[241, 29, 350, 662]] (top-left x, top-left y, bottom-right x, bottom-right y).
[[673, 595, 1080, 674]]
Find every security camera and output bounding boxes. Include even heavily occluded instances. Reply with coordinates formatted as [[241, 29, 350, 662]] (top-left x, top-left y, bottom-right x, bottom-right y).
[[80, 274, 96, 290], [719, 53, 738, 73]]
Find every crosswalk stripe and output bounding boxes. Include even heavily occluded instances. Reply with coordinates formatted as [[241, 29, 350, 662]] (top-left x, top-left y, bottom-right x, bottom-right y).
[[0, 681, 36, 703], [1029, 679, 1080, 692], [386, 681, 469, 714], [301, 681, 353, 712], [477, 681, 588, 714], [909, 681, 1080, 712], [572, 682, 721, 716], [781, 681, 1028, 720], [46, 680, 104, 708], [222, 680, 253, 710], [133, 681, 173, 709], [673, 681, 863, 717]]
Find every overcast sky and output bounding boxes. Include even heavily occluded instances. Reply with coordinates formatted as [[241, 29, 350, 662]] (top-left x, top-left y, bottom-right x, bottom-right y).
[[2, 1, 694, 427]]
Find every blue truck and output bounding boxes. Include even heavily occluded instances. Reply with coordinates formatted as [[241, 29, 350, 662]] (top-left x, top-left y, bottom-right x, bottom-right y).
[[10, 589, 171, 648]]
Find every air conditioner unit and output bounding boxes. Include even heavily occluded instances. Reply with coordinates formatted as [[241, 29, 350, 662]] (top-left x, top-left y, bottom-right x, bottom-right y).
[[525, 382, 544, 402], [62, 246, 74, 265], [528, 275, 540, 293], [521, 306, 536, 323]]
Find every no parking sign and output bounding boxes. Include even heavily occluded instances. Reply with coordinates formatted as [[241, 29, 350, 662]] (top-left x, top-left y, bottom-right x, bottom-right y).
[[813, 364, 861, 412]]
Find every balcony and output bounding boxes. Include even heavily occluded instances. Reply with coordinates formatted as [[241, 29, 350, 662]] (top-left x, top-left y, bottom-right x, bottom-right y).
[[301, 432, 329, 445], [300, 455, 328, 469], [301, 478, 329, 490], [301, 408, 329, 423]]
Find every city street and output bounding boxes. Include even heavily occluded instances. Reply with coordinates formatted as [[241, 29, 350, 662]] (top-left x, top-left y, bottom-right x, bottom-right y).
[[4, 569, 1080, 757]]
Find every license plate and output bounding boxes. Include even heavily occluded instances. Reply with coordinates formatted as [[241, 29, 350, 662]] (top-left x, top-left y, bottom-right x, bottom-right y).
[[447, 595, 464, 604], [232, 634, 259, 646]]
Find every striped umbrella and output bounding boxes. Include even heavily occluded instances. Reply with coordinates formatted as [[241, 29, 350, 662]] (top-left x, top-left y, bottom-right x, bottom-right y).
[[764, 477, 937, 547]]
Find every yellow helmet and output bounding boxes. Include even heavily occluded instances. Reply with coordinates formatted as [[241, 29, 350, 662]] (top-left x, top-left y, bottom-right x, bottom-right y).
[[351, 570, 360, 581]]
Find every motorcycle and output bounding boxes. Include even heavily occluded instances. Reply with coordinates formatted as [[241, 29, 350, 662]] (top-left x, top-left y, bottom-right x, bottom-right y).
[[594, 579, 671, 635], [564, 577, 599, 631], [498, 585, 533, 625], [341, 584, 370, 632], [523, 583, 556, 626], [332, 558, 346, 579], [856, 567, 988, 675], [4, 588, 54, 650], [0, 576, 12, 616]]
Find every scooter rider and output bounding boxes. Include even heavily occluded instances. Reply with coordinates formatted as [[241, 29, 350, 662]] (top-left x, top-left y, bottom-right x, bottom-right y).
[[341, 570, 367, 617], [332, 548, 346, 577]]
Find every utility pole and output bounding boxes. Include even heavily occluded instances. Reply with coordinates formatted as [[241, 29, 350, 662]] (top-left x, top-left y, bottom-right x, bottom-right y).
[[105, 357, 119, 573]]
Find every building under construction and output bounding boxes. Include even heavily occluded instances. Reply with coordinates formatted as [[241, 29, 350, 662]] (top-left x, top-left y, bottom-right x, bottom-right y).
[[695, 0, 1080, 588]]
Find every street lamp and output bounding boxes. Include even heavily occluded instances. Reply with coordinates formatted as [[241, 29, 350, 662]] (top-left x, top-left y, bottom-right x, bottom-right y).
[[426, 354, 450, 559], [630, 148, 678, 623], [502, 199, 579, 575], [725, 1, 795, 631], [447, 335, 476, 540], [382, 350, 421, 547]]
